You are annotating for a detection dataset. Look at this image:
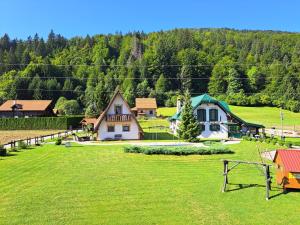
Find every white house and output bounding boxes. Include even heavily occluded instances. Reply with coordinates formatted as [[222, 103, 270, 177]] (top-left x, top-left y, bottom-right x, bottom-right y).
[[170, 94, 264, 139], [94, 88, 143, 140]]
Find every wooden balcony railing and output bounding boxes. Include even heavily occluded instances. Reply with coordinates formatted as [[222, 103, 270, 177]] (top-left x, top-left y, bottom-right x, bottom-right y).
[[106, 114, 132, 122]]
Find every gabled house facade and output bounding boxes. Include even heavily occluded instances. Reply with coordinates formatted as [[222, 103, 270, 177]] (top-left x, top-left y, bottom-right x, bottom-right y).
[[170, 94, 264, 139], [131, 98, 157, 117], [94, 88, 143, 140]]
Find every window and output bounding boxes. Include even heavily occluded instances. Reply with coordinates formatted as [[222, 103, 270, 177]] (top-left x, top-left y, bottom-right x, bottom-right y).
[[115, 105, 122, 115], [149, 110, 153, 115], [209, 109, 218, 121], [210, 124, 220, 131], [107, 125, 115, 132], [122, 125, 130, 132], [197, 109, 206, 122], [200, 124, 205, 132]]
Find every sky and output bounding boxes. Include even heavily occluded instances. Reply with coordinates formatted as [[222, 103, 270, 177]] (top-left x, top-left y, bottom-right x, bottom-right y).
[[0, 0, 300, 39]]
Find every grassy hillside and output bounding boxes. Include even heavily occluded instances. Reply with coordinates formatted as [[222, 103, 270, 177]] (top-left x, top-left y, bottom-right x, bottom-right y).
[[1, 141, 299, 225], [158, 106, 300, 130], [230, 105, 300, 130]]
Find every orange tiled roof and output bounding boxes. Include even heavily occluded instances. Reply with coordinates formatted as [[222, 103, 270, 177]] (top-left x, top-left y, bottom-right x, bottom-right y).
[[135, 98, 157, 109], [0, 100, 52, 111]]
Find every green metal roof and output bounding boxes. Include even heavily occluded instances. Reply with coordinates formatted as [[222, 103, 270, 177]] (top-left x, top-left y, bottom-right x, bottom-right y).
[[170, 94, 264, 128]]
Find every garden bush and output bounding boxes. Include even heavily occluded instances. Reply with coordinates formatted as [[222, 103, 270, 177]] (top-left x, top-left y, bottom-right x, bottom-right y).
[[124, 145, 234, 156], [0, 145, 7, 156], [55, 138, 62, 145], [18, 141, 27, 149]]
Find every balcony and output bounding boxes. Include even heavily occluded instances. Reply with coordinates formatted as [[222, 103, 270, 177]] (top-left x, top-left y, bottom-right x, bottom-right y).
[[106, 114, 132, 122]]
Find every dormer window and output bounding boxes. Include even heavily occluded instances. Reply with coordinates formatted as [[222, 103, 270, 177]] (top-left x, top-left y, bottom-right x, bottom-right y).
[[115, 105, 122, 115], [209, 109, 218, 122], [197, 109, 206, 122]]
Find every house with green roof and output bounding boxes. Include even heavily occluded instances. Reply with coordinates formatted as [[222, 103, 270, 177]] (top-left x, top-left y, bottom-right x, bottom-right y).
[[170, 94, 264, 139]]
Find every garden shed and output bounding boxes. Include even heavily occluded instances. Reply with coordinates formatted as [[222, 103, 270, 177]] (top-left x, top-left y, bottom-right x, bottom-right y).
[[273, 149, 300, 190]]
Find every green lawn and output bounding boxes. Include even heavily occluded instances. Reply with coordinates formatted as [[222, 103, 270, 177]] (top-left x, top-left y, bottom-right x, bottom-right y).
[[230, 105, 300, 130], [1, 141, 299, 225], [157, 107, 177, 117], [158, 106, 300, 130], [138, 118, 177, 140]]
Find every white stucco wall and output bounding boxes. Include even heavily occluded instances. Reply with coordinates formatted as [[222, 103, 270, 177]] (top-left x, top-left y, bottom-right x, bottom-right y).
[[138, 109, 156, 117], [97, 94, 140, 140], [170, 103, 229, 139], [98, 120, 139, 140], [107, 95, 131, 115]]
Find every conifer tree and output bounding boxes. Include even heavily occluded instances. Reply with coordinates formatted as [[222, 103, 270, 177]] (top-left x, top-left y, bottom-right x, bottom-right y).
[[178, 90, 200, 142]]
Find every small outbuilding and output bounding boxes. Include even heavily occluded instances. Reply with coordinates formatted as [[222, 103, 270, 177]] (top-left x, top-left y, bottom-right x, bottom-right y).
[[273, 149, 300, 190], [131, 98, 157, 117], [80, 118, 97, 131]]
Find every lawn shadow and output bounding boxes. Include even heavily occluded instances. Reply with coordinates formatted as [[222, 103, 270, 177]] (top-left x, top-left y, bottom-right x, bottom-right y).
[[226, 183, 265, 192], [227, 182, 289, 199]]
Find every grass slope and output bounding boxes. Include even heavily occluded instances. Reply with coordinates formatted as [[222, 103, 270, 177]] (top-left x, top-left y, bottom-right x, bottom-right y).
[[230, 105, 300, 130], [158, 106, 300, 130], [0, 142, 299, 225]]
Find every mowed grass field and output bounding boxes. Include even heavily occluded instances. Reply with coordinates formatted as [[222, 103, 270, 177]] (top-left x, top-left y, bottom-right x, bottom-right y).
[[1, 141, 300, 225], [158, 106, 300, 130], [0, 130, 63, 145], [230, 105, 300, 130]]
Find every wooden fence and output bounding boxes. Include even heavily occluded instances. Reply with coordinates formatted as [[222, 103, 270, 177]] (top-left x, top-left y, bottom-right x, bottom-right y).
[[3, 129, 81, 150]]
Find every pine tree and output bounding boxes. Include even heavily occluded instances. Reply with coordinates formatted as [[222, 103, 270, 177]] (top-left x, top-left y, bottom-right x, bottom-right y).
[[226, 68, 243, 94], [178, 90, 200, 142]]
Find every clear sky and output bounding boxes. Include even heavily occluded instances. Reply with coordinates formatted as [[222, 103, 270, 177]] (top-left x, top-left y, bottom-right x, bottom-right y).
[[0, 0, 299, 39]]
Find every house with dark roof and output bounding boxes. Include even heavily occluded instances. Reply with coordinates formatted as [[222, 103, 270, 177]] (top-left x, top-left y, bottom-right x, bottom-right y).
[[273, 149, 300, 190], [94, 88, 143, 140], [169, 94, 264, 139], [0, 100, 54, 118], [131, 98, 157, 117]]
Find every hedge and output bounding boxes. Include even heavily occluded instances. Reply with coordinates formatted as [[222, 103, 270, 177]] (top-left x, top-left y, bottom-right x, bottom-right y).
[[0, 116, 84, 130], [124, 145, 234, 156]]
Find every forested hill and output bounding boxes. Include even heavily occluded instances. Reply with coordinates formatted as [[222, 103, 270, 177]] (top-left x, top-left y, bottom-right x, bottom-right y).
[[0, 28, 300, 116]]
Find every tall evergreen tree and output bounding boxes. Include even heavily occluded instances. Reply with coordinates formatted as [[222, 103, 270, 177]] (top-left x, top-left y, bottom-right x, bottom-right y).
[[178, 90, 200, 142]]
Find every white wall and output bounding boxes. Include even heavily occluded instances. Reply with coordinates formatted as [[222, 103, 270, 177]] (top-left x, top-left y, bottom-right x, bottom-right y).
[[98, 120, 139, 140], [138, 109, 156, 117], [170, 103, 229, 139], [107, 95, 131, 115]]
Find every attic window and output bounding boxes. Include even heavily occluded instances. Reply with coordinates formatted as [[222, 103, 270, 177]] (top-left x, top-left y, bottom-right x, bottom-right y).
[[209, 109, 218, 122], [115, 105, 122, 115]]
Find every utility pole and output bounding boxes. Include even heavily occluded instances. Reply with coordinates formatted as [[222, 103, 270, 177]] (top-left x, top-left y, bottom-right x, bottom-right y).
[[280, 109, 284, 140]]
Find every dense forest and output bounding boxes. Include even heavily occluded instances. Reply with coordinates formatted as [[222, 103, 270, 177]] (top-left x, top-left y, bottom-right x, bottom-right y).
[[0, 28, 300, 116]]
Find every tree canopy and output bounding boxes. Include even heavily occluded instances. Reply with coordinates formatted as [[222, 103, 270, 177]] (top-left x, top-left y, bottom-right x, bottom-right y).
[[1, 28, 300, 113]]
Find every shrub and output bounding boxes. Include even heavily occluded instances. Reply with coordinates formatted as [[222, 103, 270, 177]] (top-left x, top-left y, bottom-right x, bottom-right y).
[[285, 142, 292, 148], [265, 138, 271, 143], [55, 138, 62, 145], [0, 145, 7, 156], [18, 141, 27, 149], [271, 139, 278, 145], [124, 145, 234, 156], [278, 140, 285, 146]]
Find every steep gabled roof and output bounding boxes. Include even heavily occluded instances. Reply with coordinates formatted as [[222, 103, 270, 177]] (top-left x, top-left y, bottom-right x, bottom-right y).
[[170, 94, 264, 128], [274, 150, 300, 172], [135, 98, 157, 109], [0, 100, 52, 111], [94, 87, 143, 134]]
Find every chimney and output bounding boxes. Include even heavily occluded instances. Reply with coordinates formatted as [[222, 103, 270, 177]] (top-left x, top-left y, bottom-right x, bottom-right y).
[[176, 97, 182, 113]]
